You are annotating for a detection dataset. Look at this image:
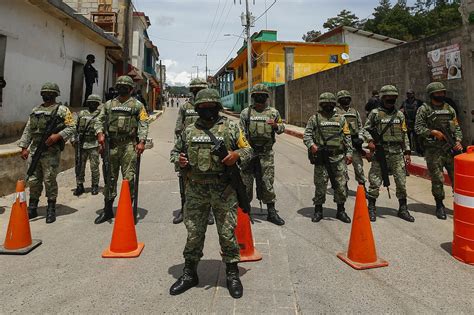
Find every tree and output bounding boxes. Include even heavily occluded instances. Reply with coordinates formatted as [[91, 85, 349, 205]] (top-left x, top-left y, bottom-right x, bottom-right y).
[[323, 9, 360, 30], [302, 30, 322, 42]]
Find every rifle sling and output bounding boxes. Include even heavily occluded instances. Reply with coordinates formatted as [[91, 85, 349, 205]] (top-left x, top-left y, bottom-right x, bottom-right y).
[[377, 112, 398, 141]]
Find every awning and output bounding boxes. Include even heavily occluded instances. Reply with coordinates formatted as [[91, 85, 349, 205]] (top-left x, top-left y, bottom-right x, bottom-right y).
[[143, 71, 160, 88]]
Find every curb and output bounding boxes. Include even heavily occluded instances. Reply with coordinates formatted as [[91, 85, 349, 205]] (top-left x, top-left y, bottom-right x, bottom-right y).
[[223, 109, 451, 186], [148, 111, 163, 123]]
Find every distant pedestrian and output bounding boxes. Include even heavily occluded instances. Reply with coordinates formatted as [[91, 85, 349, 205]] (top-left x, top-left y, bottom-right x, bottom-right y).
[[83, 54, 98, 104], [365, 90, 381, 117], [171, 98, 175, 107], [105, 87, 117, 101]]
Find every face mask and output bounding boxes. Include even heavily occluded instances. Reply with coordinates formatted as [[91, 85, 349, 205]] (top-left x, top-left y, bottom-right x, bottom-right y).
[[117, 86, 130, 97], [431, 95, 445, 103], [42, 95, 55, 103], [253, 94, 268, 105], [88, 104, 99, 112], [197, 107, 219, 121], [339, 98, 351, 106], [322, 105, 335, 113], [384, 99, 397, 106]]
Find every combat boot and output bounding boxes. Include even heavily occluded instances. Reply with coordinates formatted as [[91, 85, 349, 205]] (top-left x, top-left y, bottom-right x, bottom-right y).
[[46, 199, 56, 224], [336, 204, 351, 223], [312, 205, 323, 222], [226, 262, 243, 299], [435, 198, 447, 220], [91, 185, 99, 195], [28, 199, 39, 219], [208, 212, 214, 225], [169, 260, 199, 295], [94, 198, 114, 224], [398, 198, 415, 222], [367, 197, 377, 222], [267, 203, 285, 225], [73, 184, 85, 196], [173, 209, 184, 224]]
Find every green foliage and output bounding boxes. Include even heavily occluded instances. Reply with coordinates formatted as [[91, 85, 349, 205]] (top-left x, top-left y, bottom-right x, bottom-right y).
[[323, 9, 360, 30], [302, 30, 322, 42], [168, 86, 190, 97]]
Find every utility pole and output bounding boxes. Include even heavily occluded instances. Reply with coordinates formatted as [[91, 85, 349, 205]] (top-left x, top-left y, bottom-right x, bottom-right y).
[[192, 66, 199, 79], [122, 0, 131, 74], [159, 59, 163, 110], [197, 54, 208, 82], [244, 0, 253, 108]]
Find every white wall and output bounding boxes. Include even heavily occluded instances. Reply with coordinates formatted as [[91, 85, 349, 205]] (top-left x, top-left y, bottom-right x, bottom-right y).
[[0, 0, 106, 127], [131, 17, 145, 70], [343, 31, 397, 62]]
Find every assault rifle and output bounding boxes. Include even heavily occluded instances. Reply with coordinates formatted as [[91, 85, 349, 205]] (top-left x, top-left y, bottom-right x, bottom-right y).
[[26, 105, 64, 181], [75, 111, 99, 178], [102, 111, 113, 200], [367, 127, 392, 199], [252, 152, 264, 212], [431, 116, 462, 156], [133, 150, 141, 224], [202, 129, 252, 216]]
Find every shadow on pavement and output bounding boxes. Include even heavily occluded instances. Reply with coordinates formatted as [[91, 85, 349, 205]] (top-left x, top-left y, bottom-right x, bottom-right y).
[[297, 206, 337, 221], [30, 204, 78, 222], [440, 242, 452, 255], [408, 202, 453, 217], [93, 206, 149, 224], [375, 206, 399, 220], [168, 259, 249, 290]]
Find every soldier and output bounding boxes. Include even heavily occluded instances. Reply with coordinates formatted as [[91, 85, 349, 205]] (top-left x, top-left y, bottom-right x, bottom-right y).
[[19, 82, 75, 223], [94, 75, 149, 224], [336, 90, 366, 186], [363, 85, 414, 222], [240, 84, 285, 225], [303, 92, 353, 223], [415, 82, 463, 220], [169, 88, 252, 299], [173, 78, 214, 225], [73, 94, 102, 196]]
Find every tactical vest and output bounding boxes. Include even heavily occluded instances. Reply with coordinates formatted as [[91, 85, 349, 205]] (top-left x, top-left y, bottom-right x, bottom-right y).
[[183, 102, 199, 129], [29, 104, 64, 137], [377, 111, 403, 143], [187, 121, 232, 176], [247, 107, 274, 147], [316, 113, 343, 149], [336, 107, 359, 135], [426, 104, 454, 132], [107, 99, 140, 137], [403, 101, 418, 123], [78, 110, 99, 141]]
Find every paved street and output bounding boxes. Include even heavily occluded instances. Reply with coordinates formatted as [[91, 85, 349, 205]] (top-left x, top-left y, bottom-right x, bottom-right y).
[[0, 107, 472, 314]]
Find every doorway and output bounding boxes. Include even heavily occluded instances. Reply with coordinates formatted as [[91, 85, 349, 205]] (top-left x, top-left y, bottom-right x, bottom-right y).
[[70, 61, 84, 108]]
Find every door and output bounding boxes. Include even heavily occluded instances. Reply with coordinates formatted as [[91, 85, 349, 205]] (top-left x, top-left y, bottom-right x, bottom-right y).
[[70, 61, 84, 107]]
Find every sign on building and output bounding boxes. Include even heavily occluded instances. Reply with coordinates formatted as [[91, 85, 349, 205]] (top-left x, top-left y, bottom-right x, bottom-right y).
[[427, 44, 462, 81]]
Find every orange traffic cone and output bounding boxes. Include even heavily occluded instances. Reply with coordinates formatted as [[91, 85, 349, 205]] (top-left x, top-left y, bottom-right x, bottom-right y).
[[0, 180, 42, 255], [102, 180, 144, 258], [337, 185, 388, 270], [235, 207, 262, 262]]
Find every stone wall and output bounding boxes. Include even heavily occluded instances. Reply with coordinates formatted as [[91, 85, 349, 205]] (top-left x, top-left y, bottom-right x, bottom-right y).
[[285, 26, 474, 145]]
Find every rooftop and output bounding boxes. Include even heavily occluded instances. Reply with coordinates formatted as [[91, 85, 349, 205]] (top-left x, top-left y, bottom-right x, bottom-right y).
[[315, 26, 405, 45]]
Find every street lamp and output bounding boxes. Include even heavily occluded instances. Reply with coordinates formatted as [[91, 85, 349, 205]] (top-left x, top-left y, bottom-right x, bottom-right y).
[[197, 53, 208, 82], [224, 34, 245, 39]]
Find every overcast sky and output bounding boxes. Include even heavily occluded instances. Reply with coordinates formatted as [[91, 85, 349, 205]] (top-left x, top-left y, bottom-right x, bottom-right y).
[[132, 0, 412, 86]]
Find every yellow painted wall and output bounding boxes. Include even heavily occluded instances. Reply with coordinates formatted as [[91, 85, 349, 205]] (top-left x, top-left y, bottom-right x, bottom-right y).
[[230, 41, 348, 93]]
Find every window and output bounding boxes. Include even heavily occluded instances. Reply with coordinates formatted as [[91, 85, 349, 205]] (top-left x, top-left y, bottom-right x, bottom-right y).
[[329, 55, 339, 63]]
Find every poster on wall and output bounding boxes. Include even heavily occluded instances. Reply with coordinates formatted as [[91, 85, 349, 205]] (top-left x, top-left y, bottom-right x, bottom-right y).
[[427, 44, 462, 81]]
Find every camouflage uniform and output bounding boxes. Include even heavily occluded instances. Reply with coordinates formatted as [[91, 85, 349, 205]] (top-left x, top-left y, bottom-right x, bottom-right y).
[[415, 82, 463, 219], [75, 95, 102, 189], [170, 89, 252, 263], [19, 82, 75, 223], [240, 84, 285, 225], [303, 92, 353, 223], [335, 90, 366, 185], [363, 85, 414, 222]]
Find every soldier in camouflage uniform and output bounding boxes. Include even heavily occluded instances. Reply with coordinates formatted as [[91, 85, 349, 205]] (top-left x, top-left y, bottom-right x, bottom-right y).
[[303, 92, 353, 223], [363, 85, 414, 222], [335, 90, 366, 186], [94, 76, 149, 224], [240, 84, 285, 225], [415, 82, 463, 220], [173, 78, 213, 225], [19, 82, 76, 223], [169, 88, 252, 299], [73, 94, 102, 196]]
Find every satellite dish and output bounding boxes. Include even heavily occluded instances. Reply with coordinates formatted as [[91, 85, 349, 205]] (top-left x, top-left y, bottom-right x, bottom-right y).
[[341, 53, 350, 61]]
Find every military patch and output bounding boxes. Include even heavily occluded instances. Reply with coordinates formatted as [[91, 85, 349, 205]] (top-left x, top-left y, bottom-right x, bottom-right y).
[[139, 108, 149, 121], [191, 135, 224, 143], [320, 122, 340, 126]]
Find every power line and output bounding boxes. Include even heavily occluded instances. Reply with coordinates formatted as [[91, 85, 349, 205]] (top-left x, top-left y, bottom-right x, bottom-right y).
[[215, 29, 245, 72], [147, 34, 232, 44], [204, 0, 233, 54], [254, 0, 277, 23]]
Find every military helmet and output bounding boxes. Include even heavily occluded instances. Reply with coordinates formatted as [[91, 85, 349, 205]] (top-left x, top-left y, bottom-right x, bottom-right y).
[[40, 82, 60, 96], [189, 78, 208, 89], [379, 85, 399, 97], [426, 82, 446, 95], [194, 88, 223, 109], [251, 84, 270, 96], [318, 92, 337, 105], [86, 94, 102, 103], [336, 90, 351, 101], [115, 75, 134, 88]]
